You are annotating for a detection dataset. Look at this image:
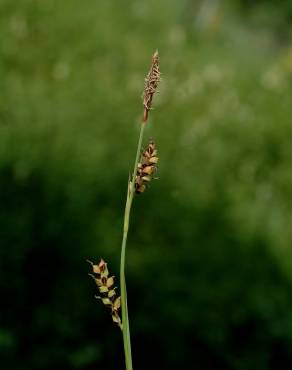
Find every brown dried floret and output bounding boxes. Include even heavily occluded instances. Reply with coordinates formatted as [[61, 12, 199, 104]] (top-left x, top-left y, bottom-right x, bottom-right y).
[[143, 51, 160, 122], [88, 259, 122, 330], [135, 141, 159, 194]]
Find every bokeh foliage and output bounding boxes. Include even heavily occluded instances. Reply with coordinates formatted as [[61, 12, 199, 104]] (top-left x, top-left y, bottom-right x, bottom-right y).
[[1, 1, 292, 369]]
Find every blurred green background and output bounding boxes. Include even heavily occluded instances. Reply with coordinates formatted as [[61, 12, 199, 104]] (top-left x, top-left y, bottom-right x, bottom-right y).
[[1, 0, 292, 369]]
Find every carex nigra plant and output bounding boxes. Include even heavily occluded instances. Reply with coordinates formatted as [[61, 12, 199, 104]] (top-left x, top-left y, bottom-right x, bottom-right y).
[[88, 51, 161, 370]]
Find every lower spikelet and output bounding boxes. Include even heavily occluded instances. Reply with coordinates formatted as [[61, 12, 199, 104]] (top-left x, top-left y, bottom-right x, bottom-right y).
[[88, 259, 122, 329], [135, 140, 159, 194]]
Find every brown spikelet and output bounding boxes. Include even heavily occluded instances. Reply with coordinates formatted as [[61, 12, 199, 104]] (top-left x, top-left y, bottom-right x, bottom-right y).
[[88, 259, 122, 330], [135, 140, 159, 194], [143, 50, 160, 122]]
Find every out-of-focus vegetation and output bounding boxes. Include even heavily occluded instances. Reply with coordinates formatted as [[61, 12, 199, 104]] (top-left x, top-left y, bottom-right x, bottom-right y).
[[1, 0, 292, 369]]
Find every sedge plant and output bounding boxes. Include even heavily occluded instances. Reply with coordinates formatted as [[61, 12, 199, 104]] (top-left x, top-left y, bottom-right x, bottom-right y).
[[88, 51, 161, 370]]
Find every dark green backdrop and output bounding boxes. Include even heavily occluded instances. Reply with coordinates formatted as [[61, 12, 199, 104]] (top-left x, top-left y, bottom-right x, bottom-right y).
[[1, 1, 292, 369]]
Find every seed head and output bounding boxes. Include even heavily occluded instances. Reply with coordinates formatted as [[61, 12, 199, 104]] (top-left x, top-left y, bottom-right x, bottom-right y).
[[143, 51, 160, 122], [88, 259, 122, 330], [135, 140, 159, 194]]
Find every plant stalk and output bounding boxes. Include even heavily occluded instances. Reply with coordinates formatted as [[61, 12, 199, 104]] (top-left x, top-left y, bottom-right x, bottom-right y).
[[120, 122, 146, 370]]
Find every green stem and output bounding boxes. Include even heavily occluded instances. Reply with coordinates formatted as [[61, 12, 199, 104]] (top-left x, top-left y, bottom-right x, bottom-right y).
[[120, 123, 146, 370]]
